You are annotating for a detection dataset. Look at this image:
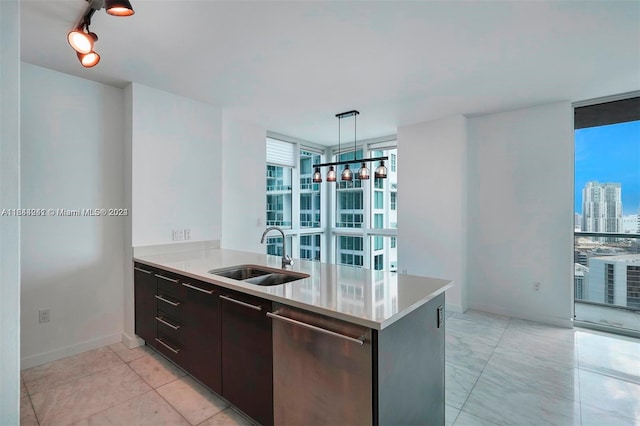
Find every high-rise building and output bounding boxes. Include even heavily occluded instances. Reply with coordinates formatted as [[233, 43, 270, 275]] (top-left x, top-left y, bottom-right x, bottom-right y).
[[586, 255, 640, 309], [581, 182, 623, 233]]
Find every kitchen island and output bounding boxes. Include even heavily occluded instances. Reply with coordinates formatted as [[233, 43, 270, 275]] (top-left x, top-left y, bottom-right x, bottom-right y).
[[134, 247, 452, 425]]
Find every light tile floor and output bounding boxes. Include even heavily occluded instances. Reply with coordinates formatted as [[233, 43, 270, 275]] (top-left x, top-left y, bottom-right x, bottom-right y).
[[20, 310, 640, 426]]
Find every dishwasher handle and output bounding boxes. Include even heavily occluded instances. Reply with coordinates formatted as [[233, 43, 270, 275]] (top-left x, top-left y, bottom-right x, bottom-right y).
[[267, 311, 365, 345]]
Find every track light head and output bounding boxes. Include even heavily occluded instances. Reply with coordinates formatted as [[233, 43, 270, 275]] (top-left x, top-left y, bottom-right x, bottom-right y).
[[77, 51, 100, 68], [105, 0, 135, 16], [67, 29, 97, 54]]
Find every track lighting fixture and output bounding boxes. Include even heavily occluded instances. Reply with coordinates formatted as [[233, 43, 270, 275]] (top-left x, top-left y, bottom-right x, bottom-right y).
[[67, 27, 97, 54], [67, 0, 134, 67], [77, 51, 101, 68], [105, 0, 135, 16], [313, 110, 388, 183]]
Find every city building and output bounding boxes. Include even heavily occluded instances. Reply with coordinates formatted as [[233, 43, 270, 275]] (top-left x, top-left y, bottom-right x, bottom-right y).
[[581, 182, 623, 234], [586, 254, 640, 309], [574, 263, 589, 300], [623, 214, 639, 233]]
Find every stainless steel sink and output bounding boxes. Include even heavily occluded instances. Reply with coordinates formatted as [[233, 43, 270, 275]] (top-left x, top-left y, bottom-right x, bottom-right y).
[[245, 272, 308, 286], [209, 265, 309, 286], [208, 265, 273, 280]]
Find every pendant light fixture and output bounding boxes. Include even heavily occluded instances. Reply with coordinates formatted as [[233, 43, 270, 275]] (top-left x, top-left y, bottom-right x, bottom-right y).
[[313, 110, 388, 182], [67, 0, 135, 68], [326, 166, 337, 182], [312, 167, 322, 183], [375, 160, 388, 179], [358, 162, 370, 180]]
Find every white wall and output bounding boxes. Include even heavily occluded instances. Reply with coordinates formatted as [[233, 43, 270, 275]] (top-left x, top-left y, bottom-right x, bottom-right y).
[[20, 63, 126, 367], [130, 83, 222, 247], [0, 0, 21, 421], [467, 101, 574, 327], [221, 116, 266, 253], [397, 115, 468, 313]]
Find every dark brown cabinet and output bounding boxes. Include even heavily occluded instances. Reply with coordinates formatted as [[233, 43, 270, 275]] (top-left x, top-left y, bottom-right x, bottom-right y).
[[134, 265, 272, 425], [133, 263, 157, 346], [220, 291, 274, 426], [154, 271, 185, 364], [182, 278, 222, 394]]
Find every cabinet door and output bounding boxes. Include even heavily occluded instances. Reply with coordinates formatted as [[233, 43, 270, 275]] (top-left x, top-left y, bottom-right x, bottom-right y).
[[182, 279, 222, 394], [220, 292, 273, 426], [134, 263, 157, 345]]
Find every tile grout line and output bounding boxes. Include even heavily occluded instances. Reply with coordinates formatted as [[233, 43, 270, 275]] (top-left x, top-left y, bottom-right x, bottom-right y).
[[24, 375, 42, 426], [122, 350, 197, 426], [453, 316, 510, 425], [150, 386, 197, 426], [23, 346, 127, 399], [69, 388, 158, 425], [70, 346, 192, 425]]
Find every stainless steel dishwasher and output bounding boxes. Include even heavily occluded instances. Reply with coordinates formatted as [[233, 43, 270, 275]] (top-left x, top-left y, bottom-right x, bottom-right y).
[[268, 302, 372, 426]]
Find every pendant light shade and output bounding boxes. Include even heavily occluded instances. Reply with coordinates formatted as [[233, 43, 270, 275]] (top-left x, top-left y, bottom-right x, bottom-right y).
[[105, 0, 135, 16], [326, 166, 337, 182], [77, 51, 100, 68], [341, 164, 353, 181], [375, 160, 387, 179], [67, 29, 97, 54], [312, 167, 322, 183], [358, 162, 370, 180]]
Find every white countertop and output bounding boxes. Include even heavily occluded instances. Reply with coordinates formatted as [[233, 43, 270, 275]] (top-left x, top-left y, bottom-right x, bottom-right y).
[[134, 248, 452, 330]]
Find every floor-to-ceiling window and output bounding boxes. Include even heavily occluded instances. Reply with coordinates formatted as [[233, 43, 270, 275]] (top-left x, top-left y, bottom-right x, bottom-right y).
[[573, 94, 640, 336], [265, 136, 397, 269]]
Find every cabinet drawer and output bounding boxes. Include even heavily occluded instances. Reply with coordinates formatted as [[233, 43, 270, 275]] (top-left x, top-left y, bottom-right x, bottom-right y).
[[155, 292, 183, 320], [156, 272, 183, 298], [156, 311, 183, 344], [155, 334, 183, 364]]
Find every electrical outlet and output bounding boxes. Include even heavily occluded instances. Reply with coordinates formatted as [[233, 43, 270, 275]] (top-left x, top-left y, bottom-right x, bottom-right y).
[[39, 309, 50, 324], [401, 269, 408, 274], [534, 282, 541, 292], [172, 229, 184, 241], [184, 229, 191, 240]]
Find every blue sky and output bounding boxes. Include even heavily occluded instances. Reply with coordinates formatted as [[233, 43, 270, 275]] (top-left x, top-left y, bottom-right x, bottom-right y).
[[575, 120, 640, 215]]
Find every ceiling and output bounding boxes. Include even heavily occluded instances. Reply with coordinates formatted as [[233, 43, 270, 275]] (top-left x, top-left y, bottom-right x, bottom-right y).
[[20, 0, 640, 145]]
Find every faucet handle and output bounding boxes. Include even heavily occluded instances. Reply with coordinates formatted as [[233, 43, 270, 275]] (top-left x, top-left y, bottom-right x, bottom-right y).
[[283, 255, 293, 268]]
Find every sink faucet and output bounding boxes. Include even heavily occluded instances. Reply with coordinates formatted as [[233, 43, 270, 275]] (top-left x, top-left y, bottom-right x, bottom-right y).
[[260, 226, 293, 269]]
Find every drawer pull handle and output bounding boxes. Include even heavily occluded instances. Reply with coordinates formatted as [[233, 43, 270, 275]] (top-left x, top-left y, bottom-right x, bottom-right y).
[[155, 338, 181, 354], [155, 274, 179, 283], [182, 282, 214, 295], [155, 294, 180, 307], [134, 266, 153, 274], [219, 295, 262, 311], [267, 312, 365, 345], [155, 316, 180, 330]]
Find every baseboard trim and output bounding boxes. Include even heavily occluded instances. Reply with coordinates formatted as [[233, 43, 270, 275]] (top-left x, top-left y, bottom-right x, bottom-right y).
[[468, 303, 574, 329], [445, 303, 464, 314], [21, 332, 122, 370], [121, 332, 144, 349]]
